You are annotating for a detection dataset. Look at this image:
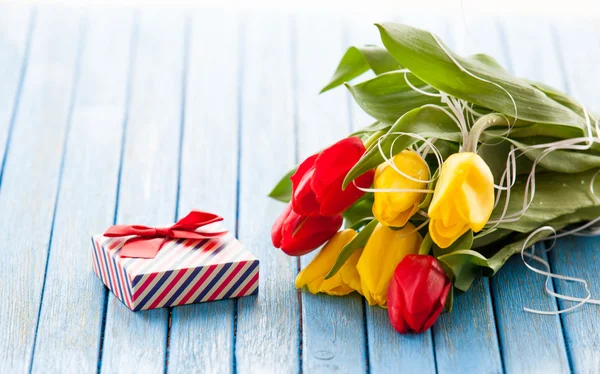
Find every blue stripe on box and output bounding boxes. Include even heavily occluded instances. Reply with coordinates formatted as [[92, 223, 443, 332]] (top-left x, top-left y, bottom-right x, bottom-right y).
[[193, 262, 233, 303], [91, 238, 104, 280], [135, 270, 174, 311], [111, 255, 126, 302], [100, 241, 115, 293], [115, 249, 134, 298], [222, 260, 259, 299], [163, 266, 204, 307]]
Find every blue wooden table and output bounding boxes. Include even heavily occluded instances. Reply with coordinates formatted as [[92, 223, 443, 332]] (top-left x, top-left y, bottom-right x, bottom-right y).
[[1, 4, 599, 373]]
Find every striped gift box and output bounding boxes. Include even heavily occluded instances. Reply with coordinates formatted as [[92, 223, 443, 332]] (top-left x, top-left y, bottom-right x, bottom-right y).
[[90, 233, 259, 311]]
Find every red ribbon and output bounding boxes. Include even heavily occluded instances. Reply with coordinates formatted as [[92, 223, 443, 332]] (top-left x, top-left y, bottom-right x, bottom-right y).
[[104, 210, 227, 259]]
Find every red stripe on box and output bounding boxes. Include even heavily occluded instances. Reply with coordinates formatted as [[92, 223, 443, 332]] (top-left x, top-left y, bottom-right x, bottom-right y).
[[178, 264, 219, 305], [147, 268, 189, 309], [206, 261, 248, 301], [116, 253, 132, 308], [95, 241, 109, 287], [106, 244, 122, 300], [235, 272, 259, 297], [133, 272, 158, 300]]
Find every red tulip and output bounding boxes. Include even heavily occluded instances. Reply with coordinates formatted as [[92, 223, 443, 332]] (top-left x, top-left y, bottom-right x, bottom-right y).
[[387, 255, 451, 333], [271, 202, 343, 256], [291, 137, 374, 217]]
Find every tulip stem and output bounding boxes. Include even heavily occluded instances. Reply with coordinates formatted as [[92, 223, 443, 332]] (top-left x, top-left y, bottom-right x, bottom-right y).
[[464, 114, 511, 153], [418, 233, 433, 255]]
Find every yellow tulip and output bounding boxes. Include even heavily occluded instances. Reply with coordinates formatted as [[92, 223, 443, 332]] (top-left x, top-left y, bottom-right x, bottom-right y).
[[357, 222, 422, 306], [428, 152, 494, 248], [373, 150, 429, 227], [295, 229, 363, 296]]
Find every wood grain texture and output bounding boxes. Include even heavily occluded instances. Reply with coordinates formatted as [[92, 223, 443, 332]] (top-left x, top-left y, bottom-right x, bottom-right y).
[[167, 9, 239, 374], [0, 6, 82, 373], [490, 19, 570, 374], [99, 9, 185, 374], [294, 13, 367, 374], [235, 12, 300, 373], [30, 9, 134, 374], [0, 4, 32, 180], [343, 15, 437, 374], [549, 18, 600, 373]]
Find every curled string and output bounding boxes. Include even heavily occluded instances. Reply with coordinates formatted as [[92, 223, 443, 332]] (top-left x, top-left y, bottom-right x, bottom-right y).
[[521, 226, 600, 315], [430, 32, 518, 127], [403, 71, 442, 97]]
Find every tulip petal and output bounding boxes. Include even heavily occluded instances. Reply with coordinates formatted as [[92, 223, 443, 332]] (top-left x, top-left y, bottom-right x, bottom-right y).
[[428, 152, 472, 217], [373, 150, 428, 227], [463, 156, 495, 231], [357, 223, 422, 306], [280, 210, 343, 256], [292, 168, 321, 216], [295, 230, 356, 288], [339, 247, 364, 295], [317, 170, 374, 216], [312, 137, 367, 194], [271, 202, 293, 248], [429, 218, 469, 249]]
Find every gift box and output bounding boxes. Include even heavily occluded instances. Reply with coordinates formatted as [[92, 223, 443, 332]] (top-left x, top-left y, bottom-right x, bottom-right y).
[[90, 211, 259, 311]]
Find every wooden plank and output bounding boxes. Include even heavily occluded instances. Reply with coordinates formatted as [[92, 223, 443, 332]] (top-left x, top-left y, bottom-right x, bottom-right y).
[[401, 15, 503, 373], [29, 9, 134, 373], [99, 9, 185, 374], [167, 9, 239, 374], [294, 12, 367, 374], [547, 17, 600, 373], [0, 4, 32, 183], [489, 18, 570, 373], [0, 6, 82, 373], [343, 15, 437, 373], [235, 12, 300, 373]]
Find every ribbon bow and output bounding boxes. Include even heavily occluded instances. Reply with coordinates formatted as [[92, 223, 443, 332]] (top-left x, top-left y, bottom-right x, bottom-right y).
[[104, 210, 227, 259]]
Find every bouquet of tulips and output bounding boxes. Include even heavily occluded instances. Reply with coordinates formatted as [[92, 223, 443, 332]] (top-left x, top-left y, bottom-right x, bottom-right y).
[[269, 23, 600, 333]]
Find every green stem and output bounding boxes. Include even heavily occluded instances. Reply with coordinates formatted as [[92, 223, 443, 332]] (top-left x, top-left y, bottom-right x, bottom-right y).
[[464, 114, 510, 153], [418, 232, 433, 255]]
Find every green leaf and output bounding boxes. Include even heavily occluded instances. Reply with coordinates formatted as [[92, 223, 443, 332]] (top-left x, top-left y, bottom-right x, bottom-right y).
[[527, 80, 599, 123], [375, 23, 587, 131], [321, 45, 402, 93], [433, 230, 473, 257], [346, 71, 441, 123], [444, 286, 454, 313], [268, 167, 297, 203], [437, 250, 491, 291], [342, 106, 462, 188], [349, 121, 391, 137], [325, 219, 379, 279], [492, 169, 600, 233], [508, 137, 600, 173], [343, 192, 374, 229]]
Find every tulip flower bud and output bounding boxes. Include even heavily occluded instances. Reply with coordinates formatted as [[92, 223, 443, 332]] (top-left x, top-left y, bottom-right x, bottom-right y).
[[271, 202, 343, 256], [428, 152, 494, 248], [291, 137, 375, 217], [387, 255, 451, 333], [295, 229, 363, 295], [372, 150, 429, 227], [357, 222, 422, 306]]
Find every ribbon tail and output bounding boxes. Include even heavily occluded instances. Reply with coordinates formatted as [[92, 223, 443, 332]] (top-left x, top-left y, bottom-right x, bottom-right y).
[[119, 237, 166, 259]]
